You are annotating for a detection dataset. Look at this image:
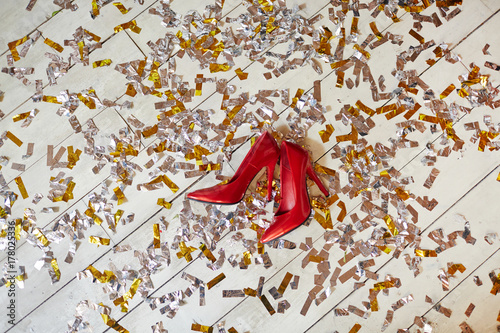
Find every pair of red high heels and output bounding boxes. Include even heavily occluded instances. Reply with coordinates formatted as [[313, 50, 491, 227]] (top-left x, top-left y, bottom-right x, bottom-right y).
[[187, 131, 329, 243]]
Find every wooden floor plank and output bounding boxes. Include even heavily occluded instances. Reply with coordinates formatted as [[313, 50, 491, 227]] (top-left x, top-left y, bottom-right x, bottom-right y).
[[2, 1, 500, 333]]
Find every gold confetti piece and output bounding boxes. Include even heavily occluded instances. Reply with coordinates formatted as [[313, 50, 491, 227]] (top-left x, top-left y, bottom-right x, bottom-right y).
[[6, 131, 23, 147], [157, 198, 172, 209], [277, 272, 293, 295], [101, 313, 129, 333], [14, 176, 28, 199], [14, 219, 21, 240], [235, 67, 248, 80], [42, 95, 62, 104], [260, 294, 275, 315], [209, 63, 231, 73], [355, 100, 375, 116], [33, 228, 50, 246], [195, 74, 203, 96], [370, 298, 379, 312], [319, 124, 334, 143], [113, 2, 129, 14], [373, 281, 395, 291], [337, 200, 346, 222], [8, 35, 28, 61], [200, 243, 216, 262], [409, 29, 425, 44], [113, 278, 142, 311], [336, 71, 344, 88], [369, 22, 383, 40], [243, 251, 252, 266], [436, 0, 462, 6], [93, 59, 112, 68], [207, 273, 226, 290], [82, 29, 100, 42], [383, 215, 399, 236], [153, 224, 161, 248], [177, 242, 197, 262], [353, 44, 370, 59], [114, 187, 126, 205], [348, 323, 361, 333], [91, 0, 100, 16], [448, 263, 465, 276], [440, 83, 455, 99], [141, 124, 158, 138], [290, 88, 304, 109], [191, 323, 213, 333], [244, 287, 257, 296], [89, 236, 110, 246], [162, 175, 179, 193], [44, 38, 64, 52], [67, 146, 81, 169], [497, 172, 500, 181], [330, 60, 350, 70], [394, 187, 410, 201], [51, 258, 61, 282], [114, 210, 123, 225], [228, 328, 238, 333], [125, 83, 137, 97], [114, 20, 142, 34], [415, 249, 437, 257], [86, 265, 116, 283], [198, 163, 221, 171], [85, 201, 103, 225]]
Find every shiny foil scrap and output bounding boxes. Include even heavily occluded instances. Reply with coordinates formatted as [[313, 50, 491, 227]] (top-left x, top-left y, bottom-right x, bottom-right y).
[[319, 124, 334, 143], [260, 294, 276, 315], [44, 38, 64, 52], [199, 243, 216, 262], [191, 323, 213, 333], [113, 2, 130, 14], [207, 273, 225, 290], [89, 236, 110, 246], [14, 176, 29, 199], [114, 20, 142, 34], [153, 223, 161, 248], [101, 313, 129, 333], [93, 59, 112, 68], [235, 68, 248, 80]]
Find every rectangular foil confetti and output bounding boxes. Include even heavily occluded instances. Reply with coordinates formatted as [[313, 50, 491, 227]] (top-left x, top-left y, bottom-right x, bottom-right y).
[[191, 324, 213, 333], [15, 176, 29, 199], [260, 295, 275, 315], [89, 236, 110, 246], [207, 273, 225, 290], [153, 224, 160, 248], [44, 38, 64, 52]]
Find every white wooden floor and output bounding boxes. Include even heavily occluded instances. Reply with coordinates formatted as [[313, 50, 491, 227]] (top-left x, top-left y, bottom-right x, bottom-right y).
[[1, 0, 500, 332]]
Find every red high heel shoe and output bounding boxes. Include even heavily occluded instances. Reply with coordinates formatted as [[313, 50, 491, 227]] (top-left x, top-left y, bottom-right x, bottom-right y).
[[187, 131, 280, 204], [260, 141, 329, 243]]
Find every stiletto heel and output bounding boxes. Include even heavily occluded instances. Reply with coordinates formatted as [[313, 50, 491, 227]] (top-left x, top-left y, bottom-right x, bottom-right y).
[[306, 163, 329, 197], [187, 131, 280, 204], [260, 141, 329, 243], [266, 155, 279, 201]]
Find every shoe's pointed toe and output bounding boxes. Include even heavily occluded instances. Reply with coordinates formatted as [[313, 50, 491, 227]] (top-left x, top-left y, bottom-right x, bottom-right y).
[[186, 188, 210, 202], [185, 131, 280, 205]]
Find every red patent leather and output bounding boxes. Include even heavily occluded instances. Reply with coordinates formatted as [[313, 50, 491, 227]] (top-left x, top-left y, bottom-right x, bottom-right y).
[[260, 141, 329, 243], [187, 131, 280, 204]]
